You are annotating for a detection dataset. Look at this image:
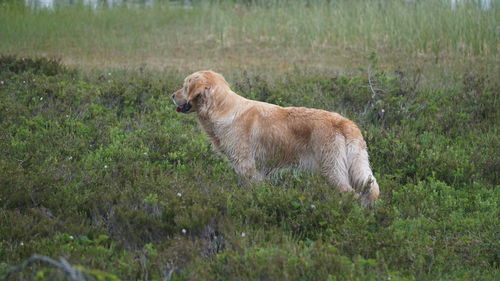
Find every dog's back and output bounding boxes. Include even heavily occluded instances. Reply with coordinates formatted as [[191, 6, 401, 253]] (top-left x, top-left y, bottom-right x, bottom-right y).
[[233, 102, 379, 206]]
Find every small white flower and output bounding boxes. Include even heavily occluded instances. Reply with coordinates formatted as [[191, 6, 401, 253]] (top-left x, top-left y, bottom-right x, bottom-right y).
[[39, 97, 43, 101], [104, 165, 108, 169], [66, 115, 70, 118], [69, 235, 74, 240], [181, 229, 187, 234], [381, 109, 385, 113], [108, 72, 112, 76], [143, 152, 148, 155], [241, 232, 246, 237], [33, 79, 36, 82], [68, 156, 73, 160], [20, 242, 24, 246], [23, 81, 26, 83], [176, 192, 182, 197], [0, 81, 4, 85], [310, 204, 316, 209]]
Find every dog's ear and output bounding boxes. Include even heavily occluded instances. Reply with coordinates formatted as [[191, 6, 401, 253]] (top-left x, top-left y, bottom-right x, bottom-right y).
[[193, 87, 209, 99], [204, 87, 211, 96], [189, 87, 209, 103], [194, 87, 210, 101]]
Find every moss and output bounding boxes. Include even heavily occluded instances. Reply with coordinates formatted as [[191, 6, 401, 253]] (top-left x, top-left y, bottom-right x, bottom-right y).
[[0, 56, 498, 280]]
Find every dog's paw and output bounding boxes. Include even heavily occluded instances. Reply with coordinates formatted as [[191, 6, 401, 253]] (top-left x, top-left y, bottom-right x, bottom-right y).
[[362, 175, 374, 195]]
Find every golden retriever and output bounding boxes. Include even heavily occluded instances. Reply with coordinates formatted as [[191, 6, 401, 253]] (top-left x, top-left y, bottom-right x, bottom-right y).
[[172, 70, 379, 206]]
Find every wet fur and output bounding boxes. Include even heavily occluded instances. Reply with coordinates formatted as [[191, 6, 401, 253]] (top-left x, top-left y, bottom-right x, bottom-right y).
[[172, 70, 380, 206]]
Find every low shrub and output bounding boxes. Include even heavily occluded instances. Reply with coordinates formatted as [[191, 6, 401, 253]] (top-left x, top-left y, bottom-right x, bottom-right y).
[[0, 57, 497, 280]]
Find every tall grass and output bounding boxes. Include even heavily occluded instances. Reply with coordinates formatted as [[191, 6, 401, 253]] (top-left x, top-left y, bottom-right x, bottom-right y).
[[0, 0, 497, 71]]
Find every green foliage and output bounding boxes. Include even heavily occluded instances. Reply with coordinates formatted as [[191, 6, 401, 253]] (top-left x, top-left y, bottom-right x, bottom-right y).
[[0, 55, 67, 76], [0, 56, 498, 281], [198, 242, 384, 281]]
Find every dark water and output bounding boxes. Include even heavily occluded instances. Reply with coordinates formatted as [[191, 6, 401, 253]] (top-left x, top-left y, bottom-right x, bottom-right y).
[[24, 0, 493, 11], [23, 0, 177, 10], [451, 0, 492, 10]]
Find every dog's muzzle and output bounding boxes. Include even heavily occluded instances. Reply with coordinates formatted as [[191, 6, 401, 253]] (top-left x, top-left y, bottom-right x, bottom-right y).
[[176, 103, 192, 113]]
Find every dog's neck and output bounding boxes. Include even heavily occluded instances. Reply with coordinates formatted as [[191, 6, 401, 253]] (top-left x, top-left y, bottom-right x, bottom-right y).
[[196, 87, 247, 149], [197, 87, 246, 122]]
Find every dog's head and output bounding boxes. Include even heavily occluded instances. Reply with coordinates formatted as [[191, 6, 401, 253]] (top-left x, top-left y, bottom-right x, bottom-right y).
[[172, 70, 229, 114]]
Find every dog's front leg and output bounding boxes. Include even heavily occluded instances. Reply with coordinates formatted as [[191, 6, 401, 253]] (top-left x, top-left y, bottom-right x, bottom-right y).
[[231, 158, 263, 187]]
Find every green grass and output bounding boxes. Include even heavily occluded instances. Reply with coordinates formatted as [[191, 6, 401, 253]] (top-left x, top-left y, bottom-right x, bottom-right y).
[[0, 55, 498, 280], [0, 0, 499, 280], [0, 0, 497, 73]]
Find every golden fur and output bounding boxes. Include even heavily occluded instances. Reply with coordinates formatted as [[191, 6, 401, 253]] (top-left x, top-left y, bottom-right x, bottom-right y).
[[172, 70, 379, 206]]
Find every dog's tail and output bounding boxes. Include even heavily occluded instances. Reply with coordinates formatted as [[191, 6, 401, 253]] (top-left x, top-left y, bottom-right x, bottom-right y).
[[346, 140, 380, 207]]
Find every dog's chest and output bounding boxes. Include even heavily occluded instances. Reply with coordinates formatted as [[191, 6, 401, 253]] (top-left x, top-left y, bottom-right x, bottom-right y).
[[199, 115, 237, 153]]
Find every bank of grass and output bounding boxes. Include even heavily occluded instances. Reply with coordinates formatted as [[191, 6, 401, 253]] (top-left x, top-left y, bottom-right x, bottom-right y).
[[0, 0, 498, 73], [0, 56, 498, 280]]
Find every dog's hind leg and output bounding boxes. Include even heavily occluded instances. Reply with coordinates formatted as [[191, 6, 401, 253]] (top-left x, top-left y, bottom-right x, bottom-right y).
[[346, 140, 380, 207], [318, 135, 354, 194]]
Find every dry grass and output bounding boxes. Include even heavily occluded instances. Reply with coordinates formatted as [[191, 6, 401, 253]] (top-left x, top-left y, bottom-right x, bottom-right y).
[[0, 0, 497, 77]]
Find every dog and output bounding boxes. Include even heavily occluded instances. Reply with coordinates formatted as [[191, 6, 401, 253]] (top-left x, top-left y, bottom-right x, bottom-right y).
[[172, 70, 379, 207]]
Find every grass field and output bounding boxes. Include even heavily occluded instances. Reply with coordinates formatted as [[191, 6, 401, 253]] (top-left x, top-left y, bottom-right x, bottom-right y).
[[0, 0, 499, 280], [0, 0, 498, 74]]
